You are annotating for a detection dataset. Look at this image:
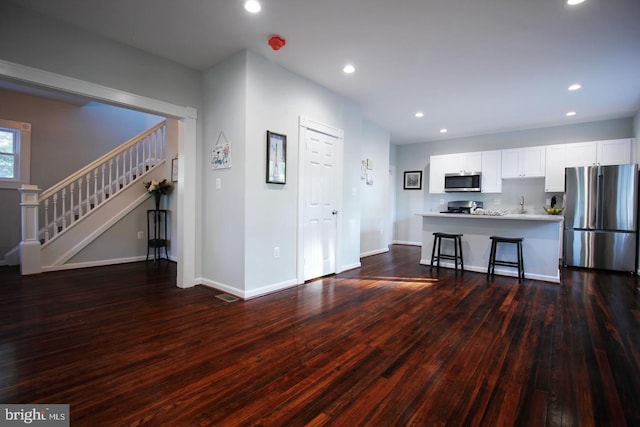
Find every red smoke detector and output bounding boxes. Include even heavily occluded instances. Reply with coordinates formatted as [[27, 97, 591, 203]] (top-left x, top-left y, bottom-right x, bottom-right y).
[[268, 35, 286, 51]]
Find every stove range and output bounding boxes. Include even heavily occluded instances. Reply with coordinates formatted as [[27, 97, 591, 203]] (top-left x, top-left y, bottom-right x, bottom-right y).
[[440, 200, 483, 214]]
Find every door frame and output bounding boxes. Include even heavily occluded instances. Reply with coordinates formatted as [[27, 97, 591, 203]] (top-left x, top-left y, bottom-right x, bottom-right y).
[[0, 59, 198, 288], [297, 116, 344, 284]]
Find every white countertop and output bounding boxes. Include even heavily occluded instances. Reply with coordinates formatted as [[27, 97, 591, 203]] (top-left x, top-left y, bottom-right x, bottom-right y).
[[418, 212, 564, 222]]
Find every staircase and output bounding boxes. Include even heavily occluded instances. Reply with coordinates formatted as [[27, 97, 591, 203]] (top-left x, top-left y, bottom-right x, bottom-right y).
[[17, 121, 168, 272]]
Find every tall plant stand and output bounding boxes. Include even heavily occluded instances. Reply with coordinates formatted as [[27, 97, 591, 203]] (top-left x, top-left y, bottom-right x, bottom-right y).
[[147, 209, 168, 261]]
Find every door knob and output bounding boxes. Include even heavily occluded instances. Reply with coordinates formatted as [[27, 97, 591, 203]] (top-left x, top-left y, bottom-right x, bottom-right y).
[[332, 210, 338, 215]]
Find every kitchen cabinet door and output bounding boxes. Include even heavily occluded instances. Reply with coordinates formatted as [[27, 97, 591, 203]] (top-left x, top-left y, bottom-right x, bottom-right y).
[[501, 147, 545, 178], [500, 149, 521, 178], [429, 155, 447, 193], [544, 144, 566, 192], [597, 138, 631, 165], [565, 142, 596, 167], [444, 152, 482, 174], [520, 146, 546, 177], [481, 150, 502, 193]]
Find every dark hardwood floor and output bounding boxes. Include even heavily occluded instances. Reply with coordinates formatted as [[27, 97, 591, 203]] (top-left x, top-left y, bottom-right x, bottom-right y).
[[1, 245, 639, 426]]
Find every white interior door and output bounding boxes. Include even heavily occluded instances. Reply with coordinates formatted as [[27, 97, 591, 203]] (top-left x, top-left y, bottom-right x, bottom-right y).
[[299, 117, 343, 282]]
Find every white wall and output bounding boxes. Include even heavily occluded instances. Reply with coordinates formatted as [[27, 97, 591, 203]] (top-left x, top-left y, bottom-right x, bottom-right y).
[[197, 50, 367, 297], [244, 51, 364, 294], [200, 51, 248, 292], [635, 110, 640, 163], [394, 117, 636, 245], [0, 2, 200, 109], [360, 121, 392, 256]]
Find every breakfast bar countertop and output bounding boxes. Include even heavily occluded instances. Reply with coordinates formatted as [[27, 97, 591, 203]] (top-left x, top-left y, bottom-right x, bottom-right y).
[[418, 212, 564, 283], [419, 212, 564, 222]]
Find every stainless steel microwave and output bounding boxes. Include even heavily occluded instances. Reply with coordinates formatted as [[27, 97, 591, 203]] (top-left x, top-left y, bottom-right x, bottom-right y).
[[444, 172, 481, 192]]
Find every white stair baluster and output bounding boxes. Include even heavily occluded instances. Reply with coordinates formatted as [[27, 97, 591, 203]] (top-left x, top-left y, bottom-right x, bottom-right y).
[[86, 173, 91, 212], [53, 193, 58, 236], [70, 183, 75, 224], [44, 198, 49, 243], [101, 164, 106, 203], [93, 168, 98, 208], [61, 188, 67, 229], [78, 177, 83, 217], [109, 159, 113, 197]]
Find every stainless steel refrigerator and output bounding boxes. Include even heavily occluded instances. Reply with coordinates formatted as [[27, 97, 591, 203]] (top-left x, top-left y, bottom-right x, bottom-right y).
[[564, 164, 638, 272]]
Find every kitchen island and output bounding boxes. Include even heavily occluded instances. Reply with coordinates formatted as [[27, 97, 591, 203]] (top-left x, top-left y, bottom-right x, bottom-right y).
[[418, 213, 564, 283]]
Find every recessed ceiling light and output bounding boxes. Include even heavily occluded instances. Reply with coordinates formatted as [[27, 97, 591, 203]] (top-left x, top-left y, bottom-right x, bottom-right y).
[[415, 112, 424, 118], [566, 111, 577, 116], [244, 0, 261, 13], [343, 64, 355, 74], [568, 83, 582, 91], [567, 0, 585, 5], [440, 129, 448, 133]]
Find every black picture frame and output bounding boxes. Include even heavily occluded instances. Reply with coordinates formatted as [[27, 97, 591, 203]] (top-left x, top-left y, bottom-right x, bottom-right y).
[[266, 131, 286, 184], [404, 171, 422, 190]]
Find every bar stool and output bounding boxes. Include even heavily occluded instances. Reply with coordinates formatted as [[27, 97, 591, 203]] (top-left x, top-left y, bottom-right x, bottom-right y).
[[430, 232, 464, 272], [487, 236, 524, 282]]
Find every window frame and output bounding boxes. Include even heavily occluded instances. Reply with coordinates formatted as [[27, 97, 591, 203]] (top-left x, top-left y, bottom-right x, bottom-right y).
[[0, 119, 31, 189]]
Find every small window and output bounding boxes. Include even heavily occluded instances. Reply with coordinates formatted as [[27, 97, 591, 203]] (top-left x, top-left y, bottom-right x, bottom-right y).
[[0, 119, 31, 189]]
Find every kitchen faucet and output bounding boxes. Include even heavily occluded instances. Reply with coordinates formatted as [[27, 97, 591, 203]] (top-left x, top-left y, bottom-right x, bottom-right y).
[[519, 196, 526, 213]]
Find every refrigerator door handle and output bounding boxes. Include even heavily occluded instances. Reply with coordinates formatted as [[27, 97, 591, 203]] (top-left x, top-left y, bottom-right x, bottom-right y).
[[596, 171, 603, 229]]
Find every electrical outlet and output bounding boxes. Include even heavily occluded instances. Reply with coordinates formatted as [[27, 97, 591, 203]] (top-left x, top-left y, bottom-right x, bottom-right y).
[[216, 178, 222, 190], [137, 231, 143, 239], [545, 198, 551, 206], [273, 247, 280, 259], [494, 199, 501, 205]]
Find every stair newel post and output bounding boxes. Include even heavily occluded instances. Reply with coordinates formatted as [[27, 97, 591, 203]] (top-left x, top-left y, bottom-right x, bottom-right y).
[[18, 184, 42, 275]]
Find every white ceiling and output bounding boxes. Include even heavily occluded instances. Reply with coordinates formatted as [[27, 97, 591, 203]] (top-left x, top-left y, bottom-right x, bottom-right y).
[[10, 0, 640, 144]]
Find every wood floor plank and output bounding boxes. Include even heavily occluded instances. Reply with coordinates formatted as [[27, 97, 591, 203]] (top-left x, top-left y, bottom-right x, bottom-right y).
[[1, 245, 639, 426]]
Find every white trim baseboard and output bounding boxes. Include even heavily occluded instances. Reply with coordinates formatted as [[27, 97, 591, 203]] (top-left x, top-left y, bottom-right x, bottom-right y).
[[392, 240, 422, 246], [360, 247, 390, 258], [41, 256, 150, 272]]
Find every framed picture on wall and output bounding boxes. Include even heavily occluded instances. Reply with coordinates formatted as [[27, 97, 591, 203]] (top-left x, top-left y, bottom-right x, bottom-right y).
[[404, 171, 422, 190], [266, 131, 286, 184], [171, 157, 178, 182]]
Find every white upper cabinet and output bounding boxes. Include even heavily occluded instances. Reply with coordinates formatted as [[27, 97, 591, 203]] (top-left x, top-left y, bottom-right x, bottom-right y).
[[544, 138, 632, 192], [597, 139, 632, 165], [481, 150, 502, 193], [429, 155, 447, 193], [446, 152, 482, 174], [501, 146, 546, 178], [565, 139, 631, 167], [429, 152, 482, 193], [544, 144, 567, 192]]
